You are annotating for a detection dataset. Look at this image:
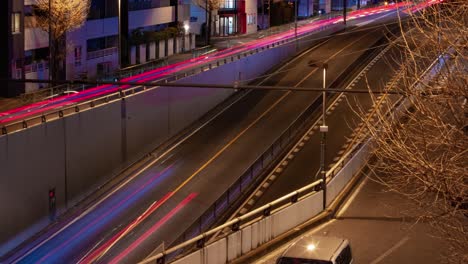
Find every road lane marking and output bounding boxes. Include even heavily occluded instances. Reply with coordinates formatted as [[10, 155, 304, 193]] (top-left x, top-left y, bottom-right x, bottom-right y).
[[78, 192, 174, 263], [336, 176, 369, 218], [370, 236, 410, 264], [109, 193, 198, 264]]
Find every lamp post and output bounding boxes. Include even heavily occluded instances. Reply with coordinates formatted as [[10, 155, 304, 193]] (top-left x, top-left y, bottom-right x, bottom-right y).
[[308, 61, 328, 209], [183, 23, 190, 52], [319, 63, 328, 209]]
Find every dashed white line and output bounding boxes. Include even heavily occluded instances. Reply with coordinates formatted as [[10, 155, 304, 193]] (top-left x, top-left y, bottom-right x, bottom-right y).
[[370, 236, 410, 264]]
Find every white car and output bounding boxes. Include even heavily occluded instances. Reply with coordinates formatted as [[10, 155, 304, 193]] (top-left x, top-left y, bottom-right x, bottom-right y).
[[276, 235, 353, 264]]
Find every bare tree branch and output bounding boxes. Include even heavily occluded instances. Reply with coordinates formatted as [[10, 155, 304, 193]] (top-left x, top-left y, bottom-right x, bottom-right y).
[[354, 1, 467, 262]]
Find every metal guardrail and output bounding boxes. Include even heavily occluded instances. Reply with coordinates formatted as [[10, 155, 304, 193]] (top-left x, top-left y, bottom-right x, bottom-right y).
[[109, 58, 169, 81], [191, 45, 217, 58], [143, 179, 324, 264], [18, 83, 87, 105]]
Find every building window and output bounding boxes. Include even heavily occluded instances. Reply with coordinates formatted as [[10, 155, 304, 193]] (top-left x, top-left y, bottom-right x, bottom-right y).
[[221, 0, 235, 9], [12, 12, 21, 33], [88, 0, 118, 20], [87, 35, 118, 52], [75, 46, 82, 66], [248, 14, 256, 25]]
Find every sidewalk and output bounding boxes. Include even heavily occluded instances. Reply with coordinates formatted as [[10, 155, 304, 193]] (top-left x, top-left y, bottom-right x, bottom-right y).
[[0, 97, 24, 113]]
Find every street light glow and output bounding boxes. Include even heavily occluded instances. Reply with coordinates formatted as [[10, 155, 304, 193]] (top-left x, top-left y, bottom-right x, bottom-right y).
[[307, 243, 316, 251]]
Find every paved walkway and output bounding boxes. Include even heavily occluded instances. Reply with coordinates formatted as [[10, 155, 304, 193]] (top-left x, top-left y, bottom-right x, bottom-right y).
[[0, 98, 23, 113]]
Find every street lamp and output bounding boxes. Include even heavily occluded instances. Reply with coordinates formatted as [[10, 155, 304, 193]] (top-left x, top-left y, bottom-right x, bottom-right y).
[[183, 23, 190, 52], [308, 61, 328, 209]]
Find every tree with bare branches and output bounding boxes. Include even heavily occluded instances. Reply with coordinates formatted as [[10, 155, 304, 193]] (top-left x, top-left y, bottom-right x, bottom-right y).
[[357, 1, 467, 262], [33, 0, 91, 83]]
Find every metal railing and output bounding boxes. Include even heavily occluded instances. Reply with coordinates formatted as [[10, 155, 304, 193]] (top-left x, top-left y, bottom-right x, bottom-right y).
[[191, 45, 217, 58], [143, 179, 324, 264], [105, 57, 169, 81]]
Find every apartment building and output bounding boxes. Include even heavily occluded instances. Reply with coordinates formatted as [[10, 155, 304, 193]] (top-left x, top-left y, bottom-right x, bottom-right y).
[[2, 0, 190, 96]]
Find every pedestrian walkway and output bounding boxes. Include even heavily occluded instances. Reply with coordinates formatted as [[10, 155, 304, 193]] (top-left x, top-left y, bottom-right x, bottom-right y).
[[0, 98, 23, 113]]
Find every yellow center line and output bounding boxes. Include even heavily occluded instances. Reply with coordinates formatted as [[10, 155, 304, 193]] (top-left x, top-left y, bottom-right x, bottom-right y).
[[173, 91, 291, 194]]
